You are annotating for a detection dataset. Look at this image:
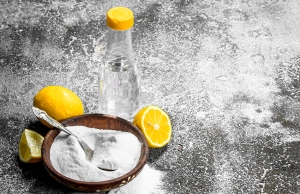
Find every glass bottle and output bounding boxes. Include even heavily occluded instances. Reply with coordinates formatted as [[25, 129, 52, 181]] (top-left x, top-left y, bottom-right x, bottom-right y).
[[98, 7, 139, 121]]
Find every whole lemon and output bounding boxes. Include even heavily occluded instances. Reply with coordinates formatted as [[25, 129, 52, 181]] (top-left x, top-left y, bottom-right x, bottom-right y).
[[33, 86, 84, 128]]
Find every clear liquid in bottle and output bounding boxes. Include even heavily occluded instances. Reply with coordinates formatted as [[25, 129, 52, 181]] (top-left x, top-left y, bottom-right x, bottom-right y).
[[99, 54, 139, 121]]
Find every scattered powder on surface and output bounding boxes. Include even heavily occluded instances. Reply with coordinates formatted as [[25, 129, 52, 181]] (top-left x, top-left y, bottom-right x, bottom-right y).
[[108, 164, 165, 194], [50, 126, 141, 182]]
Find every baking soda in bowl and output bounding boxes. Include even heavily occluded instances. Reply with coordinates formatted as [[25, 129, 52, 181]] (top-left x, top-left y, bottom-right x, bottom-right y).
[[50, 126, 142, 182]]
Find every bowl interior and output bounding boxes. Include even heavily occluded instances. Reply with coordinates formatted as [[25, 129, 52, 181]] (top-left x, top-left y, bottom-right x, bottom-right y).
[[42, 114, 149, 192]]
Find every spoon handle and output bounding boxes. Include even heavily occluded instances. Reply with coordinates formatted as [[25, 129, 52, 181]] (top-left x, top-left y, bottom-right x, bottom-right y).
[[32, 107, 73, 135], [32, 106, 118, 171], [32, 106, 94, 159]]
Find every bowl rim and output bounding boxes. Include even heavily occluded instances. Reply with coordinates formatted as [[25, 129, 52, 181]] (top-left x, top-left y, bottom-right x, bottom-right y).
[[42, 113, 149, 191]]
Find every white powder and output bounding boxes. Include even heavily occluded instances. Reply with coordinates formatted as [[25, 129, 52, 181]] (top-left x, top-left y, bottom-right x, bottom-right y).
[[108, 164, 166, 194], [50, 126, 141, 182]]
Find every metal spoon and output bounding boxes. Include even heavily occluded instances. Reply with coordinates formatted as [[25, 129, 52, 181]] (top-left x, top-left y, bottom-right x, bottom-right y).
[[32, 106, 117, 171]]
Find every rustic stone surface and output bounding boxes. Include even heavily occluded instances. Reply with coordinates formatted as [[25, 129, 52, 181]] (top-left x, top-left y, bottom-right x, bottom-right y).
[[1, 0, 300, 193]]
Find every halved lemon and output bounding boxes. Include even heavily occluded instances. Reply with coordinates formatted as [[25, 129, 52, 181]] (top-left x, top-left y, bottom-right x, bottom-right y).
[[133, 106, 172, 148], [19, 129, 44, 163]]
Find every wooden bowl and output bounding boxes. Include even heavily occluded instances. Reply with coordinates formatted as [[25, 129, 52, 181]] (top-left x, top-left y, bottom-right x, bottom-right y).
[[42, 114, 149, 192]]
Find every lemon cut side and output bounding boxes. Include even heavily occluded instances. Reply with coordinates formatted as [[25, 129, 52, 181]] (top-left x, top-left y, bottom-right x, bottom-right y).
[[133, 106, 172, 148], [19, 129, 44, 163]]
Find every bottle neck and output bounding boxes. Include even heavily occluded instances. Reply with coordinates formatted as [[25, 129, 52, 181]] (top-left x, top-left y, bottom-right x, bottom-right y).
[[106, 28, 132, 55]]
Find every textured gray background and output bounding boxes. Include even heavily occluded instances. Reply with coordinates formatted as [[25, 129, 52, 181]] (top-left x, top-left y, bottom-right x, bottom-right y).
[[1, 0, 300, 193]]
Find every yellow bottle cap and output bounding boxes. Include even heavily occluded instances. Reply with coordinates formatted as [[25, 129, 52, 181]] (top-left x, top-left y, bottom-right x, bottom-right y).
[[106, 7, 134, 31]]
